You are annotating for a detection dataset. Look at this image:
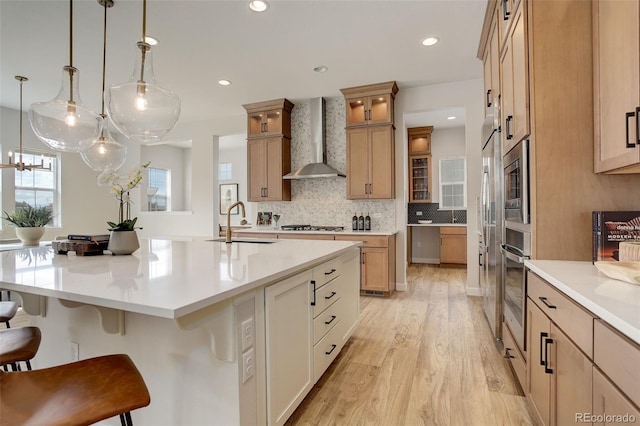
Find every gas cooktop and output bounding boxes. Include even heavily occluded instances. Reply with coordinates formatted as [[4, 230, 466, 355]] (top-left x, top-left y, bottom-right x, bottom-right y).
[[280, 225, 345, 232]]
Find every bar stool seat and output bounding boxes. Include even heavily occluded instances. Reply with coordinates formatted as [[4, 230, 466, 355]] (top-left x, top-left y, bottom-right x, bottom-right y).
[[0, 354, 150, 426], [0, 301, 19, 327], [0, 326, 41, 371]]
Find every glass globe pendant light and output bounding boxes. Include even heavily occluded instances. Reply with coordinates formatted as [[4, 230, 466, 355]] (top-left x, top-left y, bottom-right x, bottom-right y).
[[29, 0, 103, 152], [81, 0, 126, 173], [105, 0, 180, 142]]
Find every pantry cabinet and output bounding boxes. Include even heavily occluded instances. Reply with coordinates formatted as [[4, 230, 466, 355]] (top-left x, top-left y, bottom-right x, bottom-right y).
[[341, 81, 398, 200], [500, 0, 529, 155], [593, 0, 640, 173], [247, 138, 291, 201]]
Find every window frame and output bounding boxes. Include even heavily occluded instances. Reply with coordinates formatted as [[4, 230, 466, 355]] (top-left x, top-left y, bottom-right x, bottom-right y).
[[438, 156, 467, 210], [147, 167, 171, 212], [12, 149, 60, 227]]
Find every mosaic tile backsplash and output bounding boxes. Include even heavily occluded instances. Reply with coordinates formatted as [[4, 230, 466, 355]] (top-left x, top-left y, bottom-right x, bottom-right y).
[[254, 97, 397, 231], [408, 202, 467, 224]]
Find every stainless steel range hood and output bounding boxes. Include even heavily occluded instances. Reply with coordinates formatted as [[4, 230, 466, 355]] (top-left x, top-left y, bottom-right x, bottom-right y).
[[283, 98, 346, 179]]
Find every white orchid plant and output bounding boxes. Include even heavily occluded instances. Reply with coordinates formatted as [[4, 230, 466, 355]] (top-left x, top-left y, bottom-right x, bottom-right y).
[[98, 161, 151, 231]]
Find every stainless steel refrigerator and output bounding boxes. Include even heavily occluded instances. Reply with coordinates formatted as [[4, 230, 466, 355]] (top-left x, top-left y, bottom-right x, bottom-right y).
[[479, 116, 503, 341]]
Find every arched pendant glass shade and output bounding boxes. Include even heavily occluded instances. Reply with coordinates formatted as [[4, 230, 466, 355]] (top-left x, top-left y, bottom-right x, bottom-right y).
[[80, 119, 127, 173], [106, 42, 180, 142], [29, 66, 103, 152]]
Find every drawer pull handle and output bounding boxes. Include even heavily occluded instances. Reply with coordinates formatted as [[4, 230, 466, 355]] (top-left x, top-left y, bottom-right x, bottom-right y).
[[325, 291, 337, 300], [486, 89, 492, 108], [310, 280, 316, 306], [325, 315, 336, 325], [325, 344, 337, 355], [504, 348, 515, 359], [324, 269, 336, 276], [539, 332, 548, 366], [626, 111, 637, 148], [505, 115, 513, 140], [539, 296, 557, 309], [544, 338, 554, 374]]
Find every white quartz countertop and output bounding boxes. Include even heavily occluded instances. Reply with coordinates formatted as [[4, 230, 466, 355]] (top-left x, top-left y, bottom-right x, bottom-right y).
[[525, 260, 640, 344], [0, 237, 360, 319], [407, 223, 467, 227], [235, 228, 398, 236]]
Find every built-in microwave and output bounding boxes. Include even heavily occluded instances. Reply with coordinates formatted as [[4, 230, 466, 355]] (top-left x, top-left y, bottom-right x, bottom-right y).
[[504, 139, 529, 225]]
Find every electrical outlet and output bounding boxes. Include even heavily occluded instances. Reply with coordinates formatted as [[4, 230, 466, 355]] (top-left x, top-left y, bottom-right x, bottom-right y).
[[70, 342, 79, 362], [242, 348, 255, 383], [416, 211, 423, 216], [241, 317, 255, 352]]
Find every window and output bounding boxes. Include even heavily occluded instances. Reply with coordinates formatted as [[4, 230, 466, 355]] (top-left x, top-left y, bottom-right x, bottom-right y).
[[439, 157, 466, 209], [148, 168, 170, 212], [219, 162, 232, 181], [14, 151, 58, 225]]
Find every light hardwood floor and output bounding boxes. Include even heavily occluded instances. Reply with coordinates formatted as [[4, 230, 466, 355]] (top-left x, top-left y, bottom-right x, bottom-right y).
[[286, 264, 535, 426]]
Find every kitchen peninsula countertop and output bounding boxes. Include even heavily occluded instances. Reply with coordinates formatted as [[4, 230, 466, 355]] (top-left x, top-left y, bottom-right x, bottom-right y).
[[235, 228, 398, 236], [0, 236, 360, 319], [526, 260, 640, 344]]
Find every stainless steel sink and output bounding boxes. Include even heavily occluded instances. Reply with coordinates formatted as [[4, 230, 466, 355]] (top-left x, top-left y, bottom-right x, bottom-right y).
[[207, 238, 277, 244]]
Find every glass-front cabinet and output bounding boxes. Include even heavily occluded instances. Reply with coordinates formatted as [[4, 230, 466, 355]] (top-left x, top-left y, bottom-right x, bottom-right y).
[[409, 155, 431, 202], [345, 94, 393, 127]]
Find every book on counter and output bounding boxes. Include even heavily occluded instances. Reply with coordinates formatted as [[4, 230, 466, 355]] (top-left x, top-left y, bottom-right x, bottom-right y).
[[592, 211, 640, 262], [66, 234, 111, 243]]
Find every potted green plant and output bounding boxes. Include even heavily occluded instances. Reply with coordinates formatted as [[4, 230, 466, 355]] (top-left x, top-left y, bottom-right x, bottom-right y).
[[98, 162, 149, 255], [2, 205, 53, 246]]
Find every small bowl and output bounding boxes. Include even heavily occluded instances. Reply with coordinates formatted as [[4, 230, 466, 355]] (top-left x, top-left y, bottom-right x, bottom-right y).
[[418, 220, 433, 224]]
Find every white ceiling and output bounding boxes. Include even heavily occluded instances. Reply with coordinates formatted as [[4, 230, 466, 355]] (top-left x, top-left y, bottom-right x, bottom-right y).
[[0, 0, 486, 135]]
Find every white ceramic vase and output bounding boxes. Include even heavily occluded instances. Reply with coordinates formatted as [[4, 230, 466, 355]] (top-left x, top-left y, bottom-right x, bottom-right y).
[[15, 227, 46, 246], [107, 230, 140, 255]]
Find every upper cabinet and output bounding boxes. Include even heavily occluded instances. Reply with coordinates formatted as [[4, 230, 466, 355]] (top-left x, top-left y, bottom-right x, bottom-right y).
[[341, 81, 397, 127], [593, 0, 640, 173], [408, 126, 432, 156], [500, 0, 530, 155], [482, 12, 501, 117], [243, 98, 294, 202], [243, 98, 294, 139], [341, 82, 398, 200], [408, 126, 433, 203]]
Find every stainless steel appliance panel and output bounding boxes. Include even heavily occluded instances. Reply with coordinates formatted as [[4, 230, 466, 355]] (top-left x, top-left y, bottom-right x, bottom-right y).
[[501, 227, 531, 351], [503, 140, 529, 225]]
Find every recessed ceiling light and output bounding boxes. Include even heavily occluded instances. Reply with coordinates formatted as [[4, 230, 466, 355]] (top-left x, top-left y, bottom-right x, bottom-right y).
[[313, 65, 328, 73], [421, 37, 439, 46], [218, 79, 232, 86], [145, 36, 158, 46], [249, 0, 269, 12], [447, 116, 456, 120]]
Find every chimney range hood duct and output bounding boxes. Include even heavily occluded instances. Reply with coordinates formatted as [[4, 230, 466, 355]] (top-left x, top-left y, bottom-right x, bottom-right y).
[[283, 97, 346, 179]]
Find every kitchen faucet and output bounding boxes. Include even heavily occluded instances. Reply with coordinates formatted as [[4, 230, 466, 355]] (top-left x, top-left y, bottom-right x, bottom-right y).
[[225, 201, 246, 243], [451, 210, 457, 223]]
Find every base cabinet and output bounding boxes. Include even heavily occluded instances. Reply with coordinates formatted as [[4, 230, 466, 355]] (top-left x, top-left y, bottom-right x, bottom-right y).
[[440, 227, 467, 265], [592, 367, 640, 426]]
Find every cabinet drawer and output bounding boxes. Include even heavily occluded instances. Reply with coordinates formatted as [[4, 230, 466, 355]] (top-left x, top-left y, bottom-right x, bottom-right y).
[[594, 319, 640, 408], [312, 258, 342, 289], [439, 226, 467, 235], [502, 321, 526, 390], [313, 298, 342, 345], [312, 275, 341, 318], [335, 234, 389, 247], [313, 320, 343, 383], [527, 272, 594, 357]]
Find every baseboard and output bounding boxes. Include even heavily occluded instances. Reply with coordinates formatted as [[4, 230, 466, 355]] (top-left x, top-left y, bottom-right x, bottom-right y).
[[396, 281, 408, 291], [410, 257, 440, 264], [466, 287, 482, 296]]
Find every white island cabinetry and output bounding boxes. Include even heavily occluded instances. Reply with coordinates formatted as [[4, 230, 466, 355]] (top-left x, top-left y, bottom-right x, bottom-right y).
[[0, 238, 361, 426]]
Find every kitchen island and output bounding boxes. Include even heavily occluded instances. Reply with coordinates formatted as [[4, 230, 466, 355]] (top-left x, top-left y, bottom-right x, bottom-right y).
[[0, 237, 361, 425]]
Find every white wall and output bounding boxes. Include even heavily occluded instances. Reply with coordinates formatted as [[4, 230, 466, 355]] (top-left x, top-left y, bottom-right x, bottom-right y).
[[141, 144, 190, 212], [218, 134, 251, 227], [395, 79, 484, 295]]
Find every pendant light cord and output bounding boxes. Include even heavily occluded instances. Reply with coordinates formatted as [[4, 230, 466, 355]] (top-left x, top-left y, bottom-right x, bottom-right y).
[[101, 0, 108, 116], [138, 0, 148, 83], [19, 78, 24, 164], [142, 0, 146, 42], [69, 0, 73, 67]]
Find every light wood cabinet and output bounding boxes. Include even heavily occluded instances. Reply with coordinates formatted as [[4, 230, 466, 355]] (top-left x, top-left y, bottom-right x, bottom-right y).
[[341, 82, 398, 200], [408, 126, 432, 155], [408, 126, 433, 203], [527, 297, 593, 426], [593, 0, 640, 173], [345, 126, 394, 199], [244, 99, 294, 203], [482, 16, 500, 117], [244, 98, 294, 139], [500, 0, 530, 155], [440, 227, 467, 265], [265, 270, 313, 426], [247, 138, 291, 201], [592, 367, 640, 426]]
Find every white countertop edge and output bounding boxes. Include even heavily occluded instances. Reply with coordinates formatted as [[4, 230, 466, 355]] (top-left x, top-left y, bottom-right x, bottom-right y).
[[0, 242, 361, 320], [525, 260, 640, 345], [407, 223, 467, 227], [235, 228, 398, 236]]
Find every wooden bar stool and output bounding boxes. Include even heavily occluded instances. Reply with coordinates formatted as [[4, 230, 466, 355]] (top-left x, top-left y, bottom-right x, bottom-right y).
[[0, 354, 150, 426], [0, 301, 19, 328], [0, 326, 41, 371]]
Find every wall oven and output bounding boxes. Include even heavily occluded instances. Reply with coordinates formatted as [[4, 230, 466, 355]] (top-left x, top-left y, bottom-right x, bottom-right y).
[[501, 227, 531, 351], [504, 139, 529, 225]]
